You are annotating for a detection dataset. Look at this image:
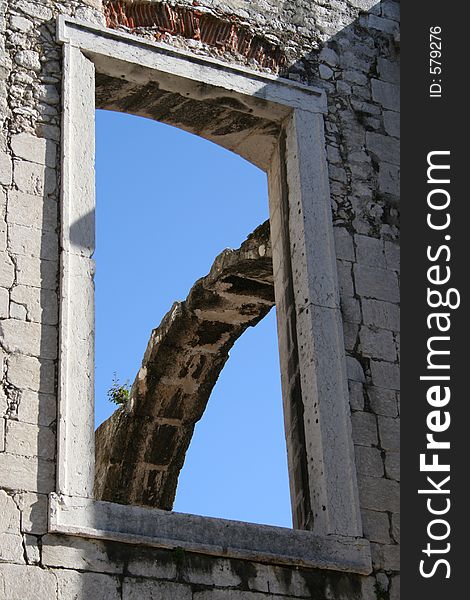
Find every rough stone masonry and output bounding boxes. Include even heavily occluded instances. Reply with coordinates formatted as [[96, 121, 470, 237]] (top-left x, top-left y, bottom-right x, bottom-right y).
[[0, 1, 399, 599]]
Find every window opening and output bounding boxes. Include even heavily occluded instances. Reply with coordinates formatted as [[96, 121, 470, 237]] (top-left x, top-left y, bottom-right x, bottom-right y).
[[94, 109, 291, 526], [54, 23, 370, 572]]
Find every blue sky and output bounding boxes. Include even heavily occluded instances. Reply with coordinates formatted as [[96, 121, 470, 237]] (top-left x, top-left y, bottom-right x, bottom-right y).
[[94, 109, 292, 528]]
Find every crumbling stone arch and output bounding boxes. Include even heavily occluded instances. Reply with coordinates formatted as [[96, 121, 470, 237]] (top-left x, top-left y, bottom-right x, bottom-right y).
[[95, 221, 275, 509]]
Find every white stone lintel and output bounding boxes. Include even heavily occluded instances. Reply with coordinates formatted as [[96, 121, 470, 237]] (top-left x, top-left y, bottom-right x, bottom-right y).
[[56, 15, 327, 117]]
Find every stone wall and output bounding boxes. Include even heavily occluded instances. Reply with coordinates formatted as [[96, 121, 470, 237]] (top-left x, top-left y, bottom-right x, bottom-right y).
[[94, 222, 274, 510], [0, 1, 399, 598]]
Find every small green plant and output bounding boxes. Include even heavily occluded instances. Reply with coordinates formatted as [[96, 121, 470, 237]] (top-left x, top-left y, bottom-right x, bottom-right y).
[[107, 373, 131, 406]]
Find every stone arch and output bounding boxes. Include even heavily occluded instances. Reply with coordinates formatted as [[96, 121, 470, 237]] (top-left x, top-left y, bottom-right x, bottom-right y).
[[94, 221, 274, 508], [94, 70, 281, 171]]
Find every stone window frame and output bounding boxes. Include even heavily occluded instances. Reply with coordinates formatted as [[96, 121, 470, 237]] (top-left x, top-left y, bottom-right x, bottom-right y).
[[50, 16, 371, 575]]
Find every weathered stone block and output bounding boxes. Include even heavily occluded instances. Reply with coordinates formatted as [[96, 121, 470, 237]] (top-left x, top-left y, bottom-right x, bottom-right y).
[[343, 321, 359, 351], [14, 50, 41, 72], [122, 579, 192, 600], [379, 163, 399, 197], [15, 492, 49, 534], [346, 356, 365, 383], [392, 512, 400, 543], [370, 360, 400, 390], [42, 535, 123, 574], [389, 575, 400, 600], [193, 591, 277, 600], [35, 84, 60, 107], [0, 151, 12, 185], [0, 286, 7, 318], [385, 240, 400, 271], [336, 81, 351, 96], [0, 453, 54, 494], [10, 16, 33, 33], [376, 572, 390, 593], [0, 252, 14, 288], [6, 354, 56, 394], [360, 576, 377, 600], [319, 64, 333, 80], [11, 133, 56, 168], [371, 79, 399, 113], [14, 255, 58, 290], [55, 569, 121, 600], [13, 160, 56, 196], [242, 562, 311, 596], [340, 51, 371, 73], [7, 190, 57, 231], [368, 15, 399, 36], [126, 549, 177, 580], [383, 110, 399, 138], [355, 235, 385, 269], [351, 411, 378, 446], [337, 260, 355, 297], [354, 265, 399, 302], [0, 564, 56, 600], [383, 1, 400, 21], [319, 47, 338, 66], [351, 100, 380, 116], [0, 490, 21, 535], [360, 327, 396, 361], [358, 476, 399, 513], [5, 420, 55, 460], [349, 380, 364, 411], [368, 387, 398, 417], [0, 319, 57, 360], [348, 0, 379, 10], [0, 531, 24, 564], [327, 144, 342, 164], [0, 1, 402, 591], [343, 70, 368, 86], [362, 508, 391, 543], [377, 58, 399, 84], [350, 85, 372, 106], [329, 165, 347, 183], [366, 131, 399, 165], [7, 223, 58, 260], [341, 295, 362, 325], [362, 299, 399, 331], [354, 445, 384, 477], [9, 302, 26, 320], [179, 557, 241, 588], [10, 284, 58, 325], [0, 221, 6, 254], [24, 534, 40, 565], [370, 542, 400, 571], [385, 451, 400, 481], [378, 416, 399, 451], [14, 1, 53, 21], [14, 389, 56, 427], [334, 227, 355, 261]]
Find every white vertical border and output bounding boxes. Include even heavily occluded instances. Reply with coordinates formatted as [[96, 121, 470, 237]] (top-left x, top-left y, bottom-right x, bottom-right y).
[[285, 110, 362, 537], [57, 43, 96, 497]]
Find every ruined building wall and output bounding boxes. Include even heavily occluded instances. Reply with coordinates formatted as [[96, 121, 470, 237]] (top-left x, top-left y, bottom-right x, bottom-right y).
[[0, 1, 399, 598]]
